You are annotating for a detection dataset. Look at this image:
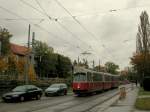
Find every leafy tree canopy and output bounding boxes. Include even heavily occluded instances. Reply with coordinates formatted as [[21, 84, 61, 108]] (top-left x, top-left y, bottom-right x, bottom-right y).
[[0, 27, 12, 56], [34, 40, 72, 78], [105, 62, 119, 74], [131, 11, 150, 82]]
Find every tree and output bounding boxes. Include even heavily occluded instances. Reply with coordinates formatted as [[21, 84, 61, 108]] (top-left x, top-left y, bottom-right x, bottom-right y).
[[131, 11, 150, 84], [136, 11, 150, 54], [34, 40, 54, 77], [75, 58, 89, 68], [0, 27, 12, 56], [131, 53, 150, 81], [34, 40, 72, 78], [28, 64, 36, 81], [120, 67, 136, 82], [0, 57, 8, 72], [16, 58, 25, 81], [82, 59, 89, 69], [105, 62, 119, 74], [94, 65, 101, 72], [56, 54, 72, 78], [34, 40, 53, 58], [73, 60, 77, 66], [7, 54, 18, 79]]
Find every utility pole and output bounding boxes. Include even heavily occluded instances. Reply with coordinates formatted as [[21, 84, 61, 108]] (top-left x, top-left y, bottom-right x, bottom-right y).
[[28, 24, 31, 48], [31, 32, 35, 65], [93, 60, 95, 70], [25, 24, 31, 85], [0, 41, 1, 56], [78, 56, 80, 65], [99, 59, 100, 72]]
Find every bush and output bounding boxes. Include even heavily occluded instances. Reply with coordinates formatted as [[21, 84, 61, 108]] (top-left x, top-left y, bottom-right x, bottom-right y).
[[143, 77, 150, 91]]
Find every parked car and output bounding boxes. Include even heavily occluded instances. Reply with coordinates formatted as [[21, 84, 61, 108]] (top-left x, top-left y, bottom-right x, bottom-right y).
[[2, 85, 43, 102], [45, 83, 67, 96]]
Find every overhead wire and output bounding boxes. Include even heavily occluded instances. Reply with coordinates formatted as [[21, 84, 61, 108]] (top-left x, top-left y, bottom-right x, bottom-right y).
[[54, 0, 119, 61], [56, 4, 150, 19], [35, 0, 51, 18], [54, 0, 100, 42], [34, 0, 109, 64], [20, 0, 91, 51], [35, 0, 94, 52], [0, 18, 45, 21], [35, 0, 117, 62], [54, 0, 111, 60], [0, 5, 79, 49], [53, 0, 145, 61], [21, 0, 96, 52], [35, 0, 107, 61], [1, 0, 121, 65], [20, 0, 100, 55]]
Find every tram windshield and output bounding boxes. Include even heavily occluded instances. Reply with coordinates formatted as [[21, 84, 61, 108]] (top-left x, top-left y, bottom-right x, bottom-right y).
[[73, 73, 86, 82]]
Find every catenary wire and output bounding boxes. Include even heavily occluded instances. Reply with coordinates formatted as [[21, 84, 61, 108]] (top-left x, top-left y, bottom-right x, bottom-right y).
[[35, 0, 95, 52], [0, 5, 83, 51]]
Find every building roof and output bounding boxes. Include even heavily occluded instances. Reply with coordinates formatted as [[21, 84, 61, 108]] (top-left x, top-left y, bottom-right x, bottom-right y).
[[10, 43, 30, 56]]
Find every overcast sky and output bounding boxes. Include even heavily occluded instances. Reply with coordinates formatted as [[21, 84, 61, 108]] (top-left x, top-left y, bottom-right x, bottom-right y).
[[0, 0, 150, 69]]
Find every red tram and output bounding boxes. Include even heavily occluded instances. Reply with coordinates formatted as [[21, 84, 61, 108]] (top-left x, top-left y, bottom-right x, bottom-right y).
[[72, 68, 120, 95]]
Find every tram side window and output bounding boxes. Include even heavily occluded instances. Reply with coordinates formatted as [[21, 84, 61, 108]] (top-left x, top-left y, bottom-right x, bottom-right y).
[[115, 77, 117, 81], [108, 76, 111, 81], [111, 76, 115, 81], [87, 72, 92, 81], [105, 75, 110, 81], [104, 75, 107, 81], [93, 73, 97, 81], [113, 76, 119, 81], [93, 73, 102, 81], [106, 76, 108, 81], [98, 73, 103, 81], [116, 77, 120, 81]]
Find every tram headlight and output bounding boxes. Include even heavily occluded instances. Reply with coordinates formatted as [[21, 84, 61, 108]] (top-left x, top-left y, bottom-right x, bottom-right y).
[[77, 85, 80, 89]]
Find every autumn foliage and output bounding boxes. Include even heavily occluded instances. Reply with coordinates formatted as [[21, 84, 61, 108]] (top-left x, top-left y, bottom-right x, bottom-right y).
[[28, 64, 36, 81], [131, 53, 150, 78], [130, 11, 150, 88], [131, 53, 145, 66], [16, 56, 36, 81], [0, 54, 37, 81], [0, 57, 8, 72]]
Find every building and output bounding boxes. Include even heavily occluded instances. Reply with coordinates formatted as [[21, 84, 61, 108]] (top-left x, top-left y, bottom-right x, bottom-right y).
[[10, 43, 36, 81], [10, 43, 29, 59]]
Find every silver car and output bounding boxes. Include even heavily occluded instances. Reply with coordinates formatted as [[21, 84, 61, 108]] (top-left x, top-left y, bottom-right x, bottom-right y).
[[45, 83, 67, 96]]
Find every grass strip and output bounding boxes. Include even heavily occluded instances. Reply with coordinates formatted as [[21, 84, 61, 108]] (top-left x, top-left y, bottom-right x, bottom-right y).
[[135, 98, 150, 110]]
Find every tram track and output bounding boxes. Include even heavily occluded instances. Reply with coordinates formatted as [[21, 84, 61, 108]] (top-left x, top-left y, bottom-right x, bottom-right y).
[[0, 95, 75, 112], [27, 88, 123, 112], [0, 84, 131, 112], [60, 90, 119, 112], [19, 97, 76, 112], [20, 88, 118, 112], [53, 85, 132, 112]]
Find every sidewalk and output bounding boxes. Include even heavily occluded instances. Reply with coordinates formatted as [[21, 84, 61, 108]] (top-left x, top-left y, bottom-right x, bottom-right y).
[[96, 86, 148, 112], [105, 87, 138, 112]]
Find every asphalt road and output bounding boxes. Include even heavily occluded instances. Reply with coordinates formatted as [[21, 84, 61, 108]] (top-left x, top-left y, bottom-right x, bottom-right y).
[[0, 85, 130, 112]]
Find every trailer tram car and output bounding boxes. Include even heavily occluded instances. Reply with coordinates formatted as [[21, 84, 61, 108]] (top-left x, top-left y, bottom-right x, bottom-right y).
[[73, 68, 120, 95]]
